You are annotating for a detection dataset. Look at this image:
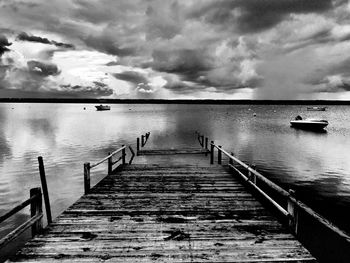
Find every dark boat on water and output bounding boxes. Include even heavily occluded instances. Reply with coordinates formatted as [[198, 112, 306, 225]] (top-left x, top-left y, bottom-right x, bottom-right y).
[[307, 106, 327, 111], [95, 105, 111, 111], [290, 115, 328, 130]]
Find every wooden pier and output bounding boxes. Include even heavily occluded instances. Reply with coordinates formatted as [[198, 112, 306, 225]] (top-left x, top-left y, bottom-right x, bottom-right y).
[[3, 133, 318, 262]]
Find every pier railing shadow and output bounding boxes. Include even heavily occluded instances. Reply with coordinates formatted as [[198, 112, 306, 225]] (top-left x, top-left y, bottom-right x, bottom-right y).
[[196, 131, 350, 263]]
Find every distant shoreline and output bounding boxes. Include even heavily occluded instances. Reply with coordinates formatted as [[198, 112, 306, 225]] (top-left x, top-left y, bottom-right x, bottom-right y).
[[0, 98, 350, 105]]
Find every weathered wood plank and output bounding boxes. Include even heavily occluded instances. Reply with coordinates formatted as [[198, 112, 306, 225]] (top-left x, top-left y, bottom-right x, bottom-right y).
[[138, 149, 210, 155]]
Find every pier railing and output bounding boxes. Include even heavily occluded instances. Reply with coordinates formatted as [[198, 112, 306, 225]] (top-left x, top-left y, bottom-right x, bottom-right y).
[[84, 132, 150, 194], [137, 132, 150, 154], [0, 188, 43, 249], [196, 131, 350, 245]]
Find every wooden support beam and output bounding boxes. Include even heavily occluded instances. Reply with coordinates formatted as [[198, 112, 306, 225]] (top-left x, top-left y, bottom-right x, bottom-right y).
[[30, 188, 43, 237], [141, 135, 145, 147], [84, 162, 90, 195], [128, 146, 135, 165], [122, 145, 126, 165], [288, 189, 299, 236], [37, 156, 52, 225], [229, 153, 234, 172], [108, 152, 112, 175], [218, 145, 222, 164], [210, 141, 214, 164], [137, 137, 140, 155]]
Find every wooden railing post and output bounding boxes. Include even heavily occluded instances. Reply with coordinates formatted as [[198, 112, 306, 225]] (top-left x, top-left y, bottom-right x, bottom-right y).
[[30, 187, 43, 237], [122, 145, 126, 165], [288, 189, 299, 235], [218, 146, 222, 164], [229, 153, 234, 172], [252, 165, 257, 184], [141, 135, 145, 147], [84, 162, 91, 195], [248, 165, 257, 184], [108, 152, 112, 175], [137, 137, 140, 155], [200, 135, 204, 147], [210, 141, 214, 164], [37, 156, 52, 225]]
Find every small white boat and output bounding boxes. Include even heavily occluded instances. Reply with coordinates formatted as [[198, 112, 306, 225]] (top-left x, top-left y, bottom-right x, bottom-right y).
[[290, 116, 328, 130], [307, 106, 326, 111], [95, 105, 111, 111]]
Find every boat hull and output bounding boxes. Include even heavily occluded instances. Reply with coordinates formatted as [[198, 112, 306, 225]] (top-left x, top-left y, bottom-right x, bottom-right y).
[[95, 105, 110, 111], [290, 120, 328, 130], [307, 107, 326, 111]]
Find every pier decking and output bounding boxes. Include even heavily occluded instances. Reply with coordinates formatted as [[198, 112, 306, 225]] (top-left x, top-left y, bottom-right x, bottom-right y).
[[7, 146, 316, 262]]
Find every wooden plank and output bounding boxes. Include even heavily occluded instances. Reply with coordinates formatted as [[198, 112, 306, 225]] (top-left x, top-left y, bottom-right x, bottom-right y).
[[138, 149, 209, 155]]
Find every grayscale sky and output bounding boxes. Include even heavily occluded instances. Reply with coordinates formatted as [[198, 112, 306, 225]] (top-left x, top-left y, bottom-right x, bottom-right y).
[[1, 0, 350, 99]]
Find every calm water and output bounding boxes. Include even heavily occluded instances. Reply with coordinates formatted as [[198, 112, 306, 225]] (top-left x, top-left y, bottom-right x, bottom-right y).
[[1, 103, 350, 258]]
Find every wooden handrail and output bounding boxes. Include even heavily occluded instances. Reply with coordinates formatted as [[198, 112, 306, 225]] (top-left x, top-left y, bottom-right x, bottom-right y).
[[85, 132, 150, 194], [0, 213, 43, 249], [90, 145, 126, 169], [229, 163, 289, 217], [291, 197, 350, 242], [205, 138, 350, 242], [212, 143, 290, 198], [0, 188, 43, 249], [0, 194, 40, 224]]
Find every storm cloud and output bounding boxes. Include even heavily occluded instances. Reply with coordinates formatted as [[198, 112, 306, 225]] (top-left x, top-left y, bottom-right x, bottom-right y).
[[0, 34, 11, 56], [27, 60, 60, 76], [0, 0, 350, 99], [17, 32, 74, 48], [190, 0, 333, 33]]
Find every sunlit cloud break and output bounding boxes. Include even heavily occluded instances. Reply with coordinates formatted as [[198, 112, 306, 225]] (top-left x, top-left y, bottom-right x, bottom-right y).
[[1, 0, 350, 99]]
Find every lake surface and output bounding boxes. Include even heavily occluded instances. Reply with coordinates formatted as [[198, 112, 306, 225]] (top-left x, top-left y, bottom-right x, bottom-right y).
[[1, 103, 349, 259]]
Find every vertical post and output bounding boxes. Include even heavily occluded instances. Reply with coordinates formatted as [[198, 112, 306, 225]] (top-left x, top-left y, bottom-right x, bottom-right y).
[[84, 162, 91, 195], [288, 189, 299, 236], [251, 165, 257, 185], [205, 137, 209, 156], [108, 152, 112, 175], [37, 156, 52, 225], [122, 145, 126, 165], [137, 137, 140, 155], [141, 135, 145, 147], [218, 146, 222, 164], [229, 153, 234, 172], [210, 141, 214, 164], [30, 187, 43, 237], [200, 135, 204, 147]]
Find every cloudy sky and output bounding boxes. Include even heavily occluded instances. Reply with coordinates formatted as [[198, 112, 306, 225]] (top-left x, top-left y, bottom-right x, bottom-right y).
[[1, 0, 350, 99]]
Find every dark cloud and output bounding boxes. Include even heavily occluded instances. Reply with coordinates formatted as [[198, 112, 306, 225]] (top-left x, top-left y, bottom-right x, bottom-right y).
[[190, 0, 333, 33], [59, 83, 113, 97], [84, 35, 137, 57], [0, 34, 11, 56], [106, 61, 119, 66], [17, 32, 74, 48], [145, 48, 213, 86], [113, 71, 148, 85], [27, 60, 60, 76]]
